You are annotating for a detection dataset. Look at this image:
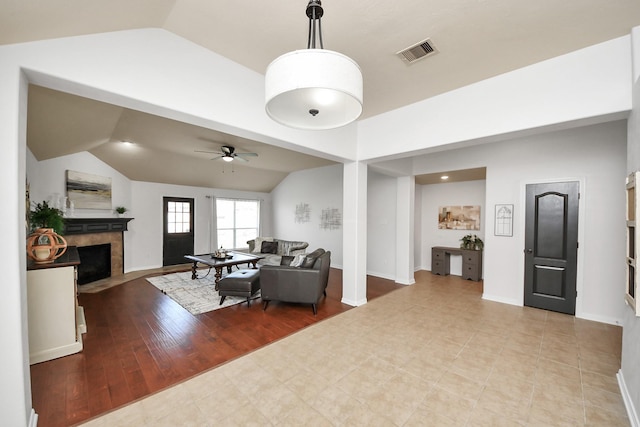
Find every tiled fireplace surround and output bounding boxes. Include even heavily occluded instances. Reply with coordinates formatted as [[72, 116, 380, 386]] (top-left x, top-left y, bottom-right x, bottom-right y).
[[63, 218, 132, 279]]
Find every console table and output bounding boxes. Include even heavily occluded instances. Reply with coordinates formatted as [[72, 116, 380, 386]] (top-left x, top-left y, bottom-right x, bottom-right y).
[[27, 246, 86, 364], [431, 246, 483, 281]]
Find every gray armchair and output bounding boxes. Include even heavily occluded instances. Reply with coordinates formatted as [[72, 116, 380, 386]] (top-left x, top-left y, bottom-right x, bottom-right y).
[[260, 249, 331, 315]]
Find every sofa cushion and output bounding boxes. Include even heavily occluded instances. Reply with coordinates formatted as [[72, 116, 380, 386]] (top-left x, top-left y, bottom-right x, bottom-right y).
[[301, 248, 325, 269], [279, 240, 308, 256], [290, 253, 306, 267], [261, 240, 278, 254], [252, 237, 273, 253], [280, 255, 294, 266], [259, 254, 282, 266]]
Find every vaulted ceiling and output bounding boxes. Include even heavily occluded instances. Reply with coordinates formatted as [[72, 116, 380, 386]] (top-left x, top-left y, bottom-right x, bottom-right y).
[[6, 0, 640, 191]]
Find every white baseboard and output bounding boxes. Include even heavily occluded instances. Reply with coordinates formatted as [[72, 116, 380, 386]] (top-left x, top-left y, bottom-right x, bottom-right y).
[[481, 293, 521, 307], [125, 264, 161, 273], [366, 270, 395, 281], [29, 341, 83, 365], [576, 311, 623, 326], [341, 297, 367, 307], [29, 408, 38, 427], [618, 369, 639, 427]]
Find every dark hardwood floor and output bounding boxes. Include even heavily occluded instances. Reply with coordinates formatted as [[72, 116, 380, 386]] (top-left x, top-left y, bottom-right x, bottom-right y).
[[30, 268, 403, 427]]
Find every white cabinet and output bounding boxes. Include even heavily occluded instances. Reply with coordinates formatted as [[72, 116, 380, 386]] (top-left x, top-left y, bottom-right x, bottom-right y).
[[27, 248, 86, 364]]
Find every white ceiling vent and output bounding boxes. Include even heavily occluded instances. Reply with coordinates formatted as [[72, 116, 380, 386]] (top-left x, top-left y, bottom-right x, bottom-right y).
[[396, 38, 438, 64]]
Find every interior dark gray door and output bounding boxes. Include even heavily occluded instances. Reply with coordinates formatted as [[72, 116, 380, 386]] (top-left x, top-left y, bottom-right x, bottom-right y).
[[524, 181, 579, 315], [163, 197, 194, 266]]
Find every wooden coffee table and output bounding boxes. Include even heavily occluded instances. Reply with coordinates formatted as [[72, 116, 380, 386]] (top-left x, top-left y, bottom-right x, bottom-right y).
[[184, 251, 263, 290]]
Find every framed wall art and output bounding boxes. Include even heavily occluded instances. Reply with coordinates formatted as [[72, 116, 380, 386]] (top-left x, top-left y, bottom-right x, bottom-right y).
[[320, 207, 342, 230], [66, 170, 112, 210], [437, 205, 481, 230], [494, 204, 513, 237]]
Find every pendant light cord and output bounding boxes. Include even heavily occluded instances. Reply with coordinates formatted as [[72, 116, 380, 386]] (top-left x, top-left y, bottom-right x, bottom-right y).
[[306, 0, 324, 49]]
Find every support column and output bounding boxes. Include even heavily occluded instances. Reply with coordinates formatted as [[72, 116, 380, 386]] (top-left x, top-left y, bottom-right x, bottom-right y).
[[342, 161, 368, 306], [0, 67, 33, 426], [395, 176, 415, 285]]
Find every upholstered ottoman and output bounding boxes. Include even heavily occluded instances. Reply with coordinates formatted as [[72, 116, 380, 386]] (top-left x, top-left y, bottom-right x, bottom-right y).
[[218, 269, 261, 307]]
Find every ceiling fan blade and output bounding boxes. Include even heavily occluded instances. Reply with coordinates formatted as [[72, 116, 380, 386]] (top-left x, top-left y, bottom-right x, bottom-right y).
[[236, 152, 258, 157], [195, 150, 222, 154], [233, 155, 248, 162], [210, 155, 224, 161]]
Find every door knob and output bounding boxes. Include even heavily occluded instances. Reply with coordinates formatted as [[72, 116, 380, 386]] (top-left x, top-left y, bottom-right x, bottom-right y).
[[525, 249, 533, 254]]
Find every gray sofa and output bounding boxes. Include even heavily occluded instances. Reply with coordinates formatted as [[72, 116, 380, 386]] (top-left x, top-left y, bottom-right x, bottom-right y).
[[247, 238, 309, 266], [260, 249, 331, 315]]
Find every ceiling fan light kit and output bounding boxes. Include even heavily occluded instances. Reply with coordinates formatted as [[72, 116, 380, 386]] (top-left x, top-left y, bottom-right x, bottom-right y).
[[265, 0, 363, 130], [196, 145, 258, 162]]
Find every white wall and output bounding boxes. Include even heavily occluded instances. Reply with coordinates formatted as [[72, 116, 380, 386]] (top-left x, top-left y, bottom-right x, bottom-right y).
[[409, 121, 627, 325], [419, 181, 486, 276], [414, 186, 422, 270], [27, 149, 132, 218], [620, 25, 640, 426], [270, 164, 343, 267], [129, 181, 271, 271], [367, 170, 398, 279], [357, 36, 631, 161]]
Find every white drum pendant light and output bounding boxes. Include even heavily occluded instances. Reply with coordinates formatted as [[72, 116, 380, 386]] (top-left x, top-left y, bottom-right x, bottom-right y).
[[265, 1, 363, 130]]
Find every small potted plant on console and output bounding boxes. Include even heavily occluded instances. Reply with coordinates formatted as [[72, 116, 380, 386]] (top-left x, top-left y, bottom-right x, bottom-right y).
[[460, 234, 484, 250]]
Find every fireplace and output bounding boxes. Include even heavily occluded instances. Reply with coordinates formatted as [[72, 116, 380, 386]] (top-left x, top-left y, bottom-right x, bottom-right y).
[[63, 218, 133, 285], [77, 244, 112, 285]]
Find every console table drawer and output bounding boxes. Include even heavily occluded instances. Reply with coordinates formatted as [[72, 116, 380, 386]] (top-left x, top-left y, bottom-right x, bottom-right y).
[[462, 251, 482, 281], [463, 252, 480, 266], [431, 259, 450, 275], [432, 250, 446, 260], [462, 263, 481, 281], [431, 248, 450, 275]]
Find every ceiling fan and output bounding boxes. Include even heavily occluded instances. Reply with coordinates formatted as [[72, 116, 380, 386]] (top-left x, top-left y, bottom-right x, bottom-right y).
[[195, 145, 258, 162]]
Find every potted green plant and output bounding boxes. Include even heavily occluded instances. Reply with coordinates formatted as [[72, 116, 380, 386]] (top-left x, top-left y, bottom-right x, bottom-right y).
[[29, 201, 65, 235], [460, 234, 484, 250], [115, 206, 127, 217]]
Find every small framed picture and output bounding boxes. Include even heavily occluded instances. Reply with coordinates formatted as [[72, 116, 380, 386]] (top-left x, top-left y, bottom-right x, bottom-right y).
[[494, 204, 513, 237]]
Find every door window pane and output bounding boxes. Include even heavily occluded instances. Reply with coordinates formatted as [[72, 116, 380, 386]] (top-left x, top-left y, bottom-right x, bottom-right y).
[[167, 201, 191, 234]]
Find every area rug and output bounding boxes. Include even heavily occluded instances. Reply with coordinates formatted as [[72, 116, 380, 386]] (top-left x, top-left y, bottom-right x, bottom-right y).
[[146, 271, 260, 315]]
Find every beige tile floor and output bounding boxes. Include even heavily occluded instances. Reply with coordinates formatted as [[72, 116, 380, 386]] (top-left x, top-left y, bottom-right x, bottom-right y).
[[80, 271, 629, 426]]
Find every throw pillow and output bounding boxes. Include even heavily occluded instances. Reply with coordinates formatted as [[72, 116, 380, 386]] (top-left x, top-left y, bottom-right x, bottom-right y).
[[290, 253, 306, 267], [280, 255, 294, 266], [300, 248, 325, 269], [252, 237, 273, 253], [261, 240, 278, 254]]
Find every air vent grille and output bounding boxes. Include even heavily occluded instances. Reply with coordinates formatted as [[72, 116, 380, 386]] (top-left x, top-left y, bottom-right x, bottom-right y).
[[397, 38, 438, 64]]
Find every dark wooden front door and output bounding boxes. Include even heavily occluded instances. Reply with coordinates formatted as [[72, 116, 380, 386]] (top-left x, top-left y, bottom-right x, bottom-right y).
[[163, 197, 194, 266], [524, 181, 579, 315]]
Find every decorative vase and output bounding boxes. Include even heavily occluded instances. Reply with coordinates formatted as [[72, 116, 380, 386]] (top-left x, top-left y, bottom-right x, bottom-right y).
[[26, 228, 68, 264]]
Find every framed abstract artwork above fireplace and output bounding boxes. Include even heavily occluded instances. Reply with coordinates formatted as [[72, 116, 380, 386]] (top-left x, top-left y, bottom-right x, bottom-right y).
[[66, 170, 112, 209]]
